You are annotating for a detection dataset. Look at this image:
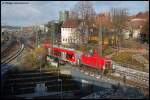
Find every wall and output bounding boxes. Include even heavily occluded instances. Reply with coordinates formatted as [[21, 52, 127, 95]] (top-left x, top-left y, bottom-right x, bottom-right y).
[[61, 28, 78, 44]]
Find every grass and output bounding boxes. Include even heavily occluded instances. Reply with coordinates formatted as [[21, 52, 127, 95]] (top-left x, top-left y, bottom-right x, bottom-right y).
[[122, 39, 143, 49], [103, 47, 115, 56], [112, 52, 135, 64]]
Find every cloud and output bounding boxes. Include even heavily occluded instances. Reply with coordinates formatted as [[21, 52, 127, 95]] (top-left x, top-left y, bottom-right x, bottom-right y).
[[1, 1, 42, 26], [1, 1, 148, 26], [1, 1, 77, 26], [93, 1, 147, 15]]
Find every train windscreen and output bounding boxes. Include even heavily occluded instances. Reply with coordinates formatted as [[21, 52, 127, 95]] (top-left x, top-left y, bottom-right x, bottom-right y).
[[66, 54, 73, 59], [105, 60, 112, 69]]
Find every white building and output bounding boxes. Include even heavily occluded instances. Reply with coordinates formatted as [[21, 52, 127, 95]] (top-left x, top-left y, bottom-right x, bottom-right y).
[[61, 19, 81, 45], [132, 29, 141, 38], [123, 29, 141, 39], [39, 25, 48, 32], [123, 30, 130, 39]]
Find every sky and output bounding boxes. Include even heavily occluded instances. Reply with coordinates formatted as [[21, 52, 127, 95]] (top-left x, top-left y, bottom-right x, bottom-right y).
[[1, 1, 149, 27]]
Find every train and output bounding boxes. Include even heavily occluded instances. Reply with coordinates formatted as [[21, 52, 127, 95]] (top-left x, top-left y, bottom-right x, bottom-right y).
[[43, 43, 113, 72]]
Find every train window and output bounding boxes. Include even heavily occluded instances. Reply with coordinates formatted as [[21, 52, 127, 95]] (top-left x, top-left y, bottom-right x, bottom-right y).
[[66, 53, 73, 59], [105, 61, 111, 69], [89, 49, 94, 56]]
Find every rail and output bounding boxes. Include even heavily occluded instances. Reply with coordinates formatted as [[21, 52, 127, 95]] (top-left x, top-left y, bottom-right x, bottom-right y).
[[112, 62, 149, 89], [1, 43, 24, 64], [1, 43, 24, 75]]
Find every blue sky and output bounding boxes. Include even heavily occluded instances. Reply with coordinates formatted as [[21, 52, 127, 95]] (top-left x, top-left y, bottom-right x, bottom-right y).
[[1, 1, 149, 26]]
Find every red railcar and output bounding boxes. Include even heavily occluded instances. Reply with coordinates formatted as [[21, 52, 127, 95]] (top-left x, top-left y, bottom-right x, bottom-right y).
[[51, 47, 76, 63], [43, 43, 112, 71], [80, 50, 112, 70]]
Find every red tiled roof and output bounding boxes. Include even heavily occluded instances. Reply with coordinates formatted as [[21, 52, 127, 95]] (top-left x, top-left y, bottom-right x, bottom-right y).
[[61, 19, 80, 28], [129, 11, 148, 20]]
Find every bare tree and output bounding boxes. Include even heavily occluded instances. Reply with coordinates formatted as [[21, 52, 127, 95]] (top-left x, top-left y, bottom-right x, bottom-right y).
[[70, 1, 96, 44], [110, 8, 128, 55], [140, 12, 149, 43], [96, 12, 112, 56]]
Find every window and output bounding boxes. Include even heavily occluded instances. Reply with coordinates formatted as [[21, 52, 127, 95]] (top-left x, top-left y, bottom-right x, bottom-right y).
[[105, 61, 111, 69], [66, 53, 73, 59], [71, 39, 72, 43]]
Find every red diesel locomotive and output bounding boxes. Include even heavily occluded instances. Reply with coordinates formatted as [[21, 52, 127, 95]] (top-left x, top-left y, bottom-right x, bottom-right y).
[[43, 43, 112, 71]]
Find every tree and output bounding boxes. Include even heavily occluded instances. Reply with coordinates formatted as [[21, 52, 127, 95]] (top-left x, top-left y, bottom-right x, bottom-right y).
[[96, 13, 113, 56], [96, 13, 112, 32], [21, 47, 47, 70], [110, 8, 128, 55], [140, 12, 149, 43], [70, 1, 96, 44]]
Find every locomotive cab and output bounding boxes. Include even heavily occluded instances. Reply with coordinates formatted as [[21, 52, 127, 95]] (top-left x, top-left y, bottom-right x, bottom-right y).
[[104, 60, 112, 74]]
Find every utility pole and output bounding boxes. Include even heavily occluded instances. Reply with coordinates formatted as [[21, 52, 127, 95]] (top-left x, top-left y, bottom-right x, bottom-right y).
[[37, 30, 41, 48], [36, 29, 38, 48], [50, 21, 55, 55], [99, 26, 103, 57], [35, 26, 40, 48]]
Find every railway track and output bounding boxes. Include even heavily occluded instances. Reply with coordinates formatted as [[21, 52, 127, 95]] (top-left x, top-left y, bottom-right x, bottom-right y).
[[1, 43, 24, 65], [113, 64, 149, 81], [115, 69, 149, 83], [75, 63, 149, 90], [1, 42, 24, 75], [1, 40, 19, 59]]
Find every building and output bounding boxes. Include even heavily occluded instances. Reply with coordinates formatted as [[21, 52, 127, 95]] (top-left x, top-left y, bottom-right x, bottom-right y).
[[39, 25, 48, 33], [61, 19, 81, 45], [59, 11, 69, 22], [127, 11, 148, 39], [47, 20, 62, 44], [22, 26, 34, 33], [96, 12, 111, 29], [1, 25, 21, 39]]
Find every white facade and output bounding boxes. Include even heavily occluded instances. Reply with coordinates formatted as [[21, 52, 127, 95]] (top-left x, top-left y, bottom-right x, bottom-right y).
[[61, 28, 80, 45], [45, 27, 48, 32], [123, 29, 141, 39], [123, 30, 130, 39], [39, 25, 45, 31], [133, 29, 141, 38]]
